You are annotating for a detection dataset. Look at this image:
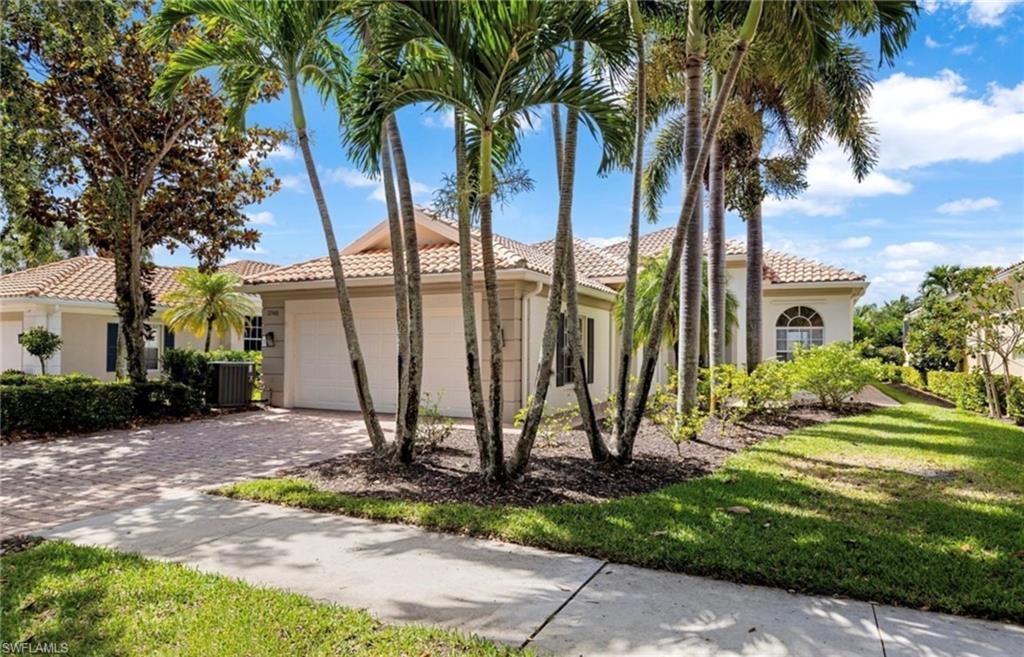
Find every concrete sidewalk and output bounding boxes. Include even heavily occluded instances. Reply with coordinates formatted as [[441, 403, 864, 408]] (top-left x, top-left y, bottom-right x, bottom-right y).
[[44, 493, 1022, 657]]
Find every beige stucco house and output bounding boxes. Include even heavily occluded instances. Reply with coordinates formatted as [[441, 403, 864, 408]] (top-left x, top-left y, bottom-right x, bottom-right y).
[[0, 257, 275, 378], [244, 208, 868, 421], [965, 260, 1024, 378]]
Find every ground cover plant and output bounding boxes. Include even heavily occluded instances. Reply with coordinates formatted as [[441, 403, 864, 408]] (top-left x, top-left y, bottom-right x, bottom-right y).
[[0, 541, 525, 657], [221, 399, 1024, 622]]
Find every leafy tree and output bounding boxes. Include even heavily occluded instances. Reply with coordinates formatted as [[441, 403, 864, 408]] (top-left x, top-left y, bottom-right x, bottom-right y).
[[18, 327, 62, 375], [962, 270, 1024, 417], [8, 1, 278, 383], [162, 269, 258, 352], [905, 293, 968, 373], [854, 295, 915, 352]]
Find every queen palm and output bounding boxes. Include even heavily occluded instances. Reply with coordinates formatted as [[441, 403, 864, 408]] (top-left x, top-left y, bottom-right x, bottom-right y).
[[162, 269, 257, 352], [145, 0, 390, 454], [347, 0, 631, 480]]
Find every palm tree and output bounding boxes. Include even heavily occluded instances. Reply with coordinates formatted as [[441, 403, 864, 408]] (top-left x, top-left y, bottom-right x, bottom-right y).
[[162, 269, 257, 352], [346, 0, 631, 481], [920, 264, 963, 297], [614, 253, 739, 365], [145, 0, 390, 454]]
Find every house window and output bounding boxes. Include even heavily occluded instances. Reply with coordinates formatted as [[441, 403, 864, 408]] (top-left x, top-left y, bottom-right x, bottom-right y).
[[144, 326, 160, 371], [243, 316, 263, 352], [556, 314, 595, 386], [775, 306, 824, 361]]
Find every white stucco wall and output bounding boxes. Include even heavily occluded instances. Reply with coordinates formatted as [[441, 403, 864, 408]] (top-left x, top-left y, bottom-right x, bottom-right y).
[[761, 290, 857, 362]]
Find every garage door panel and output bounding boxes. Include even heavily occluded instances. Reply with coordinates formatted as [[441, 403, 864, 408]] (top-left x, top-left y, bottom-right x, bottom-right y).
[[292, 295, 472, 417]]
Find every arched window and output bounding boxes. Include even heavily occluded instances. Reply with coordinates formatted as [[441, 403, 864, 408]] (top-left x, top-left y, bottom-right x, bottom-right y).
[[775, 306, 824, 361]]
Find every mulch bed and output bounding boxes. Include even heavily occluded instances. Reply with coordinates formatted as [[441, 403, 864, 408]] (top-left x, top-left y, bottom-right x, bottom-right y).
[[0, 535, 44, 556], [284, 403, 873, 508]]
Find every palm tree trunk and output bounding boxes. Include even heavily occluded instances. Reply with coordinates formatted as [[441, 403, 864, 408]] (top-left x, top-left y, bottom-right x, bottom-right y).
[[677, 30, 704, 415], [614, 5, 646, 442], [386, 115, 424, 463], [379, 121, 411, 453], [204, 318, 213, 352], [620, 0, 763, 452], [289, 79, 387, 454], [454, 109, 491, 471], [708, 72, 726, 373], [478, 127, 505, 482], [745, 201, 763, 372]]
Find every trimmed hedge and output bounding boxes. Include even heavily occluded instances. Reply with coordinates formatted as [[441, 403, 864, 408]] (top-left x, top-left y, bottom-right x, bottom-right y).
[[926, 371, 988, 414], [899, 365, 926, 390], [1006, 383, 1024, 426], [0, 375, 205, 436]]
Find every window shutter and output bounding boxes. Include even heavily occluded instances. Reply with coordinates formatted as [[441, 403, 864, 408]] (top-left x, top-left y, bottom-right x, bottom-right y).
[[586, 317, 595, 384], [163, 326, 175, 350], [556, 314, 565, 387], [106, 323, 118, 372]]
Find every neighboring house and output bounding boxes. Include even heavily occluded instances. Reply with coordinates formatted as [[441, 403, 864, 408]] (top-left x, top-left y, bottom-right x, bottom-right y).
[[966, 260, 1024, 378], [0, 257, 277, 379], [245, 208, 867, 420]]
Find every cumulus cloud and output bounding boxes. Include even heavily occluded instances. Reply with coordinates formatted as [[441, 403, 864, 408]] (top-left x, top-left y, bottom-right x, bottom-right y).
[[585, 236, 627, 248], [936, 197, 1000, 214], [882, 241, 949, 260], [268, 144, 297, 160], [422, 111, 455, 130], [278, 174, 306, 193], [952, 43, 977, 55], [839, 236, 872, 249], [924, 35, 941, 48], [966, 0, 1015, 26], [328, 166, 432, 203], [245, 211, 275, 226]]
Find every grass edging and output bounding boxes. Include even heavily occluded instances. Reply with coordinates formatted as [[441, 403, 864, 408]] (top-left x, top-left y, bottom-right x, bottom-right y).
[[216, 402, 1024, 624]]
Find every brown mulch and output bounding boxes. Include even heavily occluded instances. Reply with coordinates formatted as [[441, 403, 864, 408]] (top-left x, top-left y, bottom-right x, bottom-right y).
[[284, 403, 873, 508], [0, 535, 44, 556]]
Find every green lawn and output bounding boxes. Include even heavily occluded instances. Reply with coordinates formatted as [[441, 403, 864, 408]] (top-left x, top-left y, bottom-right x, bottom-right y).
[[220, 399, 1024, 623], [0, 541, 524, 656]]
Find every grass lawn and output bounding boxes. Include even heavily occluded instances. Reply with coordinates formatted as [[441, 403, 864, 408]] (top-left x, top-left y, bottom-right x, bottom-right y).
[[220, 398, 1024, 623], [0, 541, 524, 656]]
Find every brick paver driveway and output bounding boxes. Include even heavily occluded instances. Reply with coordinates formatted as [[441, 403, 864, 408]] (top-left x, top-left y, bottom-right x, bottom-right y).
[[1, 409, 374, 537]]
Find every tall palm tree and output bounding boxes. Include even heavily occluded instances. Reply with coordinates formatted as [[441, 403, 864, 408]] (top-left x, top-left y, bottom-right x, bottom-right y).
[[920, 264, 963, 297], [614, 252, 739, 364], [162, 269, 257, 352], [146, 0, 390, 454], [347, 0, 631, 481]]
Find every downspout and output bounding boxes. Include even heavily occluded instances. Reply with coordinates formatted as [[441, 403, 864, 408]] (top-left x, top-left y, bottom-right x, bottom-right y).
[[521, 281, 545, 409]]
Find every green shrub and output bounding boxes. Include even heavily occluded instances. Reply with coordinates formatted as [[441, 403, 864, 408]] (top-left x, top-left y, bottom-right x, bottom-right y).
[[161, 348, 212, 409], [514, 397, 577, 448], [926, 371, 988, 413], [735, 361, 794, 418], [876, 345, 905, 365], [1006, 382, 1024, 426], [18, 326, 62, 374], [0, 372, 99, 386], [899, 365, 926, 389], [416, 392, 454, 450], [0, 379, 135, 434], [134, 381, 201, 418], [791, 342, 883, 409]]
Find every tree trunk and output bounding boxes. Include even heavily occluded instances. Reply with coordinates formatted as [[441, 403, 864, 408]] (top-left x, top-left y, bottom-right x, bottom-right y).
[[123, 202, 148, 383], [979, 353, 1002, 417], [387, 115, 424, 463], [620, 0, 763, 451], [379, 121, 410, 454], [745, 201, 763, 372], [204, 318, 213, 352], [478, 127, 505, 482], [289, 79, 387, 454], [677, 40, 704, 415], [39, 355, 46, 375], [614, 11, 646, 443], [707, 72, 726, 373], [454, 109, 491, 471]]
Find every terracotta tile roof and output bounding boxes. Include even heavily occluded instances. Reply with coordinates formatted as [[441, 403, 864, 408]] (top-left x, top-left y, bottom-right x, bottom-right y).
[[531, 238, 628, 279], [248, 209, 616, 294], [0, 256, 277, 304], [600, 228, 865, 284], [222, 259, 279, 278]]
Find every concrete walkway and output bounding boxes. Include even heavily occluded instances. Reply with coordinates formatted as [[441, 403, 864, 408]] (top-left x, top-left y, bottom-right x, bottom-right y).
[[44, 492, 1022, 657]]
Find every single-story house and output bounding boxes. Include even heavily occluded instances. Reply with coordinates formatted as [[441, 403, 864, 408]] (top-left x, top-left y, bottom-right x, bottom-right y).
[[244, 208, 867, 421], [0, 257, 276, 378]]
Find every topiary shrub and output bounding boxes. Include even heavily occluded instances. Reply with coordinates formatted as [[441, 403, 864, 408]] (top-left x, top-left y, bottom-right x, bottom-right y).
[[791, 342, 883, 409], [18, 327, 62, 374]]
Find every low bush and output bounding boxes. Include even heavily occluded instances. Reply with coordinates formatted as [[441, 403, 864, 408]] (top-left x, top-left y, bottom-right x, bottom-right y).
[[416, 392, 454, 450], [734, 361, 794, 418], [514, 397, 577, 448], [1006, 381, 1024, 426], [0, 371, 100, 386], [926, 370, 988, 413], [1, 379, 135, 434], [134, 380, 203, 419], [791, 342, 883, 409], [161, 348, 212, 408], [899, 365, 926, 389]]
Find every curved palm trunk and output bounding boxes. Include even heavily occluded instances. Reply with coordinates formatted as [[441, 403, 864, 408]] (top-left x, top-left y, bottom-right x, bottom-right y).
[[620, 0, 763, 453], [745, 201, 763, 373], [379, 122, 411, 455], [289, 80, 387, 454], [478, 127, 505, 482], [386, 116, 424, 463], [707, 73, 726, 405], [454, 110, 491, 471], [678, 41, 704, 415], [204, 318, 213, 352], [614, 9, 646, 442]]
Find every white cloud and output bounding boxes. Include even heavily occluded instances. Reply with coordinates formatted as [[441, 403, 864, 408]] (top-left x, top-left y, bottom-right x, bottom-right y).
[[328, 166, 432, 203], [882, 241, 949, 260], [966, 0, 1015, 26], [936, 196, 1001, 214], [924, 35, 941, 48], [245, 211, 275, 226], [368, 180, 432, 203], [585, 236, 626, 248], [952, 43, 977, 56], [839, 236, 872, 249], [422, 111, 455, 130], [279, 174, 306, 193], [268, 144, 297, 160]]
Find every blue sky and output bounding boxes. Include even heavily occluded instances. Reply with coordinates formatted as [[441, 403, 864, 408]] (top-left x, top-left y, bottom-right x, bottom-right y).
[[157, 0, 1024, 306]]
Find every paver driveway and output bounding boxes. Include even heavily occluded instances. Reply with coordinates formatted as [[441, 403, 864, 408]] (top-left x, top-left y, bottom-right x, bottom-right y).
[[1, 409, 373, 537]]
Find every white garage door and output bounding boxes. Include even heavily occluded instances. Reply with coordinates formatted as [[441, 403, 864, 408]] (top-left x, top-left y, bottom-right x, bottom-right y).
[[290, 295, 474, 417]]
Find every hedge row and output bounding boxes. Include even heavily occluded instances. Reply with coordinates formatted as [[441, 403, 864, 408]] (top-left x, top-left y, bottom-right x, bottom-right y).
[[0, 376, 202, 436], [924, 370, 1023, 425]]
